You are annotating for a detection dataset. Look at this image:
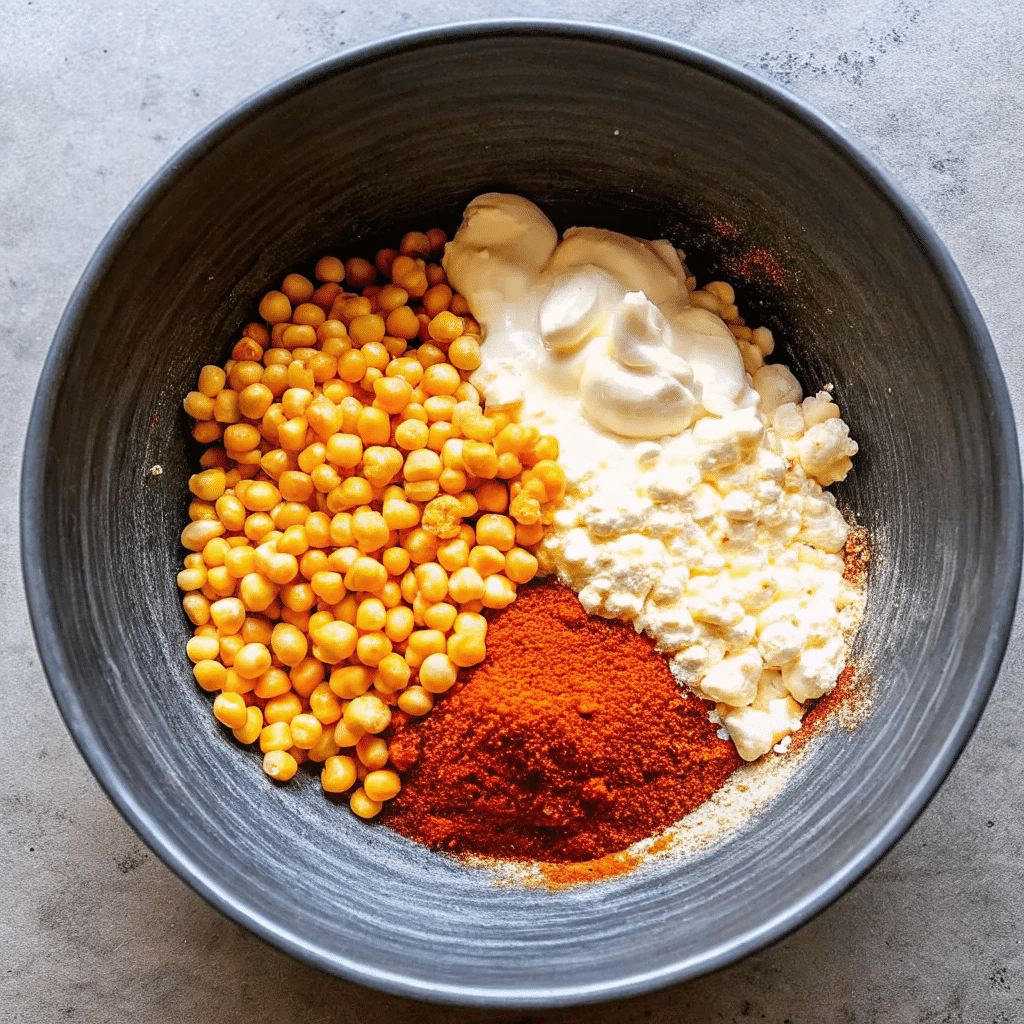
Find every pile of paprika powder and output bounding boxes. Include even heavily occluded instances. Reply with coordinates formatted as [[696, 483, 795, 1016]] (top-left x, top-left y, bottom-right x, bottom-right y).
[[384, 578, 741, 863]]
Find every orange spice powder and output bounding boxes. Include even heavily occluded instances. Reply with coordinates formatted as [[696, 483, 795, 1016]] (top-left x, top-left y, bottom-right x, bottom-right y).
[[383, 579, 741, 864]]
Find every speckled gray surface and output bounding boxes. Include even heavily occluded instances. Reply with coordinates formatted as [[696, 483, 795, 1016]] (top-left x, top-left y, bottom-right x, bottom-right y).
[[3, 2, 1023, 1022]]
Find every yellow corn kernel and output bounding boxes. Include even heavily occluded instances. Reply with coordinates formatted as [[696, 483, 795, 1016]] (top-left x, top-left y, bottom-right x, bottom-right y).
[[344, 693, 392, 735], [447, 631, 487, 667], [325, 432, 363, 469], [422, 601, 457, 633], [421, 362, 461, 397], [260, 721, 293, 753], [262, 749, 298, 781], [197, 364, 227, 398], [435, 537, 469, 573], [355, 597, 387, 632], [193, 660, 226, 692], [461, 441, 498, 479], [213, 692, 249, 730], [504, 547, 540, 584], [186, 635, 220, 663], [413, 562, 449, 604], [446, 566, 485, 603], [306, 570, 343, 605], [376, 652, 411, 693], [467, 545, 505, 578], [209, 597, 245, 634], [475, 514, 516, 552], [515, 520, 544, 547], [328, 512, 355, 546], [331, 593, 359, 623], [397, 686, 434, 716], [363, 769, 402, 803], [392, 418, 429, 452], [238, 480, 282, 513], [349, 787, 383, 819], [351, 509, 390, 552], [361, 446, 404, 489], [482, 574, 517, 609], [448, 336, 481, 371], [189, 468, 227, 502], [264, 692, 302, 725], [356, 734, 390, 770], [381, 546, 412, 578], [531, 459, 567, 501], [328, 477, 374, 513], [402, 448, 441, 482], [356, 632, 393, 667], [329, 664, 376, 700], [269, 621, 307, 667], [181, 519, 226, 552], [232, 705, 264, 745], [355, 406, 389, 447], [407, 629, 447, 660], [334, 718, 364, 748], [384, 604, 415, 643], [344, 556, 387, 595], [373, 375, 412, 414], [322, 755, 358, 793], [289, 713, 323, 750], [419, 652, 458, 694], [214, 494, 246, 532], [238, 573, 279, 612], [289, 656, 325, 698], [254, 667, 292, 699], [177, 566, 207, 592], [308, 682, 344, 725], [183, 391, 215, 420], [311, 619, 359, 663]]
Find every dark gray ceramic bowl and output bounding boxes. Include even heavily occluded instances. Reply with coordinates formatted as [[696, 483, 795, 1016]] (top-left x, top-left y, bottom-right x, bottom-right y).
[[22, 20, 1022, 1008]]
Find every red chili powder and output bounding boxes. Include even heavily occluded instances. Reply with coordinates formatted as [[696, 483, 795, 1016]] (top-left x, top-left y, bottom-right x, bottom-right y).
[[383, 579, 741, 863], [725, 248, 788, 288]]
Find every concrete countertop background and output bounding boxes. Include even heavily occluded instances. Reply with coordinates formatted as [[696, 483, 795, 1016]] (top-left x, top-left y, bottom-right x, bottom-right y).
[[3, 1, 1022, 1021]]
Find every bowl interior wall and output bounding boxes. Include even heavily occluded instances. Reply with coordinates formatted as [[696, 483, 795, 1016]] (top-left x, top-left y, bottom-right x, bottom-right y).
[[29, 29, 1018, 1002]]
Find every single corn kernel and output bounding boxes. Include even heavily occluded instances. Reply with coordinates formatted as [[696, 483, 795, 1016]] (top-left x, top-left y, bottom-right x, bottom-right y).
[[344, 556, 388, 595], [193, 660, 227, 692], [322, 754, 358, 793], [344, 693, 391, 735], [260, 721, 293, 753], [329, 664, 376, 700], [311, 619, 359, 663], [308, 682, 344, 725], [289, 713, 323, 750], [232, 705, 264, 745], [448, 631, 486, 667], [262, 749, 298, 781], [475, 514, 517, 552], [264, 692, 302, 725], [397, 686, 434, 716], [213, 692, 249, 730], [419, 652, 458, 694], [363, 769, 402, 802], [356, 734, 390, 770], [349, 786, 383, 819]]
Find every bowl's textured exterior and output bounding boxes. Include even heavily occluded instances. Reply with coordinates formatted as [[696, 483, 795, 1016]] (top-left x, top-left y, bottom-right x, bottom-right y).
[[21, 21, 1022, 1008]]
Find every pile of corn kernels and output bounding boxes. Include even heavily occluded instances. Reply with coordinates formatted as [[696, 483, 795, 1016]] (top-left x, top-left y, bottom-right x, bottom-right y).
[[177, 229, 564, 818]]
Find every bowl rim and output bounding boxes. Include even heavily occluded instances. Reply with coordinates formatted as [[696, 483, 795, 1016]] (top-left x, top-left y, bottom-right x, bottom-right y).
[[20, 17, 1024, 1008]]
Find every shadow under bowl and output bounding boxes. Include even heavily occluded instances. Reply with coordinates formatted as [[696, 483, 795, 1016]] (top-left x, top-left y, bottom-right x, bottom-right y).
[[21, 20, 1022, 1009]]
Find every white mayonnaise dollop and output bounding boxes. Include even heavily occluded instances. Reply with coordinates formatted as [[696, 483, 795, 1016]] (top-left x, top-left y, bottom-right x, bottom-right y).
[[443, 194, 862, 761]]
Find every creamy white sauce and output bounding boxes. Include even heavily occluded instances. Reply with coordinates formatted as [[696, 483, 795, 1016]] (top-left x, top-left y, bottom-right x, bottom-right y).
[[443, 194, 863, 761]]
